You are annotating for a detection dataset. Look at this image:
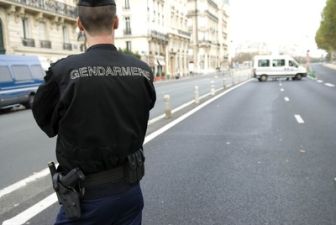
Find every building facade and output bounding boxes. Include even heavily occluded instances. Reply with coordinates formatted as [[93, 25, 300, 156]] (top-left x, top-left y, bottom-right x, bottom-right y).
[[166, 0, 190, 78], [115, 0, 190, 79], [0, 0, 81, 69], [0, 0, 230, 74], [187, 0, 229, 73]]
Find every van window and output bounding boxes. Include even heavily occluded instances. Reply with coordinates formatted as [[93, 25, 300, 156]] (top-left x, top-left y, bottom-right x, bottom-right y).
[[258, 59, 270, 67], [0, 66, 13, 83], [272, 59, 285, 67], [12, 65, 32, 81], [30, 65, 45, 79], [289, 60, 298, 68]]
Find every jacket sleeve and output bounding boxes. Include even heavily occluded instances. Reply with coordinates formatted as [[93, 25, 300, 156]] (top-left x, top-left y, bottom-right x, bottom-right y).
[[146, 69, 156, 110], [32, 68, 60, 137]]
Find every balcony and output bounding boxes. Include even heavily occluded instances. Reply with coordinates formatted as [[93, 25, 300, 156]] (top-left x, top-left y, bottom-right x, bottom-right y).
[[1, 0, 77, 19], [178, 29, 191, 38], [150, 30, 168, 44], [40, 40, 51, 48], [63, 43, 72, 51], [22, 38, 35, 47], [198, 40, 211, 48]]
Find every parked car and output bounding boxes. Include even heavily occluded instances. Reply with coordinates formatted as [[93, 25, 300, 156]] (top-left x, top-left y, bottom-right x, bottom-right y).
[[253, 55, 307, 82], [0, 55, 45, 110]]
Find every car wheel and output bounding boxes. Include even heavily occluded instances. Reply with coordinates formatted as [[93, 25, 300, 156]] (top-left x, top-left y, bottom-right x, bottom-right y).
[[260, 75, 267, 82], [295, 74, 302, 80]]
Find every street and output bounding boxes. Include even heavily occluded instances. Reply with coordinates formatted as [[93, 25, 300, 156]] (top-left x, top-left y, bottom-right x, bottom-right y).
[[1, 64, 336, 225]]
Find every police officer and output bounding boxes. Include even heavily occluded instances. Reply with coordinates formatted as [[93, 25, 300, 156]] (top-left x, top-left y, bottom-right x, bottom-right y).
[[32, 0, 156, 224]]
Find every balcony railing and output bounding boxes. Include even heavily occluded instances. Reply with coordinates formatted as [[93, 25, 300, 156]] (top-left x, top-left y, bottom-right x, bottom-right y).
[[22, 38, 35, 47], [150, 30, 168, 43], [178, 29, 191, 37], [40, 40, 51, 48], [63, 43, 72, 51], [8, 0, 77, 18]]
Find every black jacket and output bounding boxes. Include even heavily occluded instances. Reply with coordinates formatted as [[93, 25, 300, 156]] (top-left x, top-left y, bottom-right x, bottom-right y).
[[32, 44, 156, 174]]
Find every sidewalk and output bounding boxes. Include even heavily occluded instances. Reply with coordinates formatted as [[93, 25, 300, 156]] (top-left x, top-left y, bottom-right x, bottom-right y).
[[324, 63, 336, 70]]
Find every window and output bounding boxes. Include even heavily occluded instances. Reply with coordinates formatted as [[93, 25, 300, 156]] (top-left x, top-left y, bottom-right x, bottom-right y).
[[62, 26, 70, 43], [289, 60, 298, 68], [22, 18, 30, 39], [0, 66, 12, 82], [125, 17, 131, 34], [272, 59, 285, 67], [258, 59, 270, 67], [12, 65, 32, 81], [30, 65, 45, 79], [126, 41, 132, 51], [38, 22, 47, 40], [124, 0, 130, 9]]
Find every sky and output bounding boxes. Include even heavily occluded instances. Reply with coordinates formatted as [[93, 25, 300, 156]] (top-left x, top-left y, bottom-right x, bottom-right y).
[[229, 0, 327, 57]]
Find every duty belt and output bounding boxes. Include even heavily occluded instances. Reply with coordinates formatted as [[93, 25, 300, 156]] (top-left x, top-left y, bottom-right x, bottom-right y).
[[48, 149, 145, 219], [83, 166, 125, 188]]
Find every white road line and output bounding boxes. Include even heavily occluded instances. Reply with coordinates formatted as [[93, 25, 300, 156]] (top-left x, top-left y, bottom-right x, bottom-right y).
[[284, 97, 290, 102], [148, 91, 217, 126], [145, 79, 251, 144], [325, 83, 335, 87], [280, 88, 284, 92], [317, 80, 323, 83], [2, 194, 57, 225], [0, 168, 51, 199], [0, 85, 223, 196], [3, 79, 252, 225], [294, 114, 304, 124]]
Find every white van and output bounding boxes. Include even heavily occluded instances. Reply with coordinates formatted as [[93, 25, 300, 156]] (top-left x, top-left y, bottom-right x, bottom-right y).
[[253, 55, 307, 81]]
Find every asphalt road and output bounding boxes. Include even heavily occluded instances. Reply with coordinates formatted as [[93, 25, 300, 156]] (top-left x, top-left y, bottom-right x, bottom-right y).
[[1, 64, 336, 225], [0, 71, 245, 190]]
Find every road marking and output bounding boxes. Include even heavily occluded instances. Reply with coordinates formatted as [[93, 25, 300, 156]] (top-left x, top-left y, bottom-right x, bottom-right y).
[[0, 167, 51, 199], [0, 83, 224, 196], [145, 79, 252, 144], [3, 78, 253, 225], [325, 83, 335, 87], [284, 97, 290, 102], [2, 194, 57, 225], [294, 114, 304, 124], [148, 92, 211, 125], [317, 80, 323, 83], [280, 88, 284, 92]]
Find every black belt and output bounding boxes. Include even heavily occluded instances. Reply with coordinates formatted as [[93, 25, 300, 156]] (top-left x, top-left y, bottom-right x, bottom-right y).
[[80, 149, 145, 199], [83, 166, 125, 188], [81, 166, 137, 200]]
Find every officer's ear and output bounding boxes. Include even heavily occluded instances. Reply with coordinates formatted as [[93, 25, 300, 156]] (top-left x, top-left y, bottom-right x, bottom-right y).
[[77, 17, 85, 31], [113, 16, 119, 30]]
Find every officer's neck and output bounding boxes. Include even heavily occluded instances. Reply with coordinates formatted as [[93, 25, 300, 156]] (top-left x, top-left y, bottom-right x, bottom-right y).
[[86, 35, 115, 48]]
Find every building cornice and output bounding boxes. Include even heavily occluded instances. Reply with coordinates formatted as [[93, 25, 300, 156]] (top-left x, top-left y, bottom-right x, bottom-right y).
[[0, 0, 77, 22]]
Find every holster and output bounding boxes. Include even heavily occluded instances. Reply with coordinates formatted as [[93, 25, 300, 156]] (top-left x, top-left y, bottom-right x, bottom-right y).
[[48, 163, 85, 219], [124, 149, 145, 184]]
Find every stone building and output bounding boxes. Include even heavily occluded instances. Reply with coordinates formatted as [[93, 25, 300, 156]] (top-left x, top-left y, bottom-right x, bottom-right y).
[[0, 0, 82, 69], [115, 0, 190, 79], [187, 0, 229, 73]]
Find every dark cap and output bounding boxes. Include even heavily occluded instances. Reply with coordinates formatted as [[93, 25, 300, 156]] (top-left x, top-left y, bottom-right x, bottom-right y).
[[78, 0, 116, 7]]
